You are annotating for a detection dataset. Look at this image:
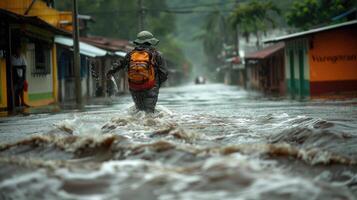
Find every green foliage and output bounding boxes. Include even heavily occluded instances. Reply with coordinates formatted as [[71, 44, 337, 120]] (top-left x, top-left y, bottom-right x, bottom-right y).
[[229, 0, 280, 44], [196, 0, 282, 73], [159, 35, 187, 67], [198, 10, 228, 71], [54, 0, 189, 70], [286, 0, 356, 30]]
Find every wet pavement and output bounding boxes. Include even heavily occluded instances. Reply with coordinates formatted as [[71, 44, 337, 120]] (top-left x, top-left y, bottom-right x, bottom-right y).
[[0, 83, 357, 200]]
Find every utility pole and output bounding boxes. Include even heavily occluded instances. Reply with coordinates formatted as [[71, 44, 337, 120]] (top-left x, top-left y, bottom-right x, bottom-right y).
[[234, 1, 240, 57], [72, 0, 83, 108], [138, 0, 145, 31]]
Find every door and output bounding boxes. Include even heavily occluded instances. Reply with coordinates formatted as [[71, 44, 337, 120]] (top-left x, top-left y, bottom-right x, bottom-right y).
[[289, 50, 295, 96], [298, 49, 304, 97]]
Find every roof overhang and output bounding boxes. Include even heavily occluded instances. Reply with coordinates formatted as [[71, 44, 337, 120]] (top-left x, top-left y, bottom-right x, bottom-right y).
[[55, 36, 107, 57], [0, 8, 70, 36], [245, 43, 285, 60], [80, 36, 133, 52], [78, 14, 94, 22], [264, 20, 357, 43], [115, 51, 127, 58]]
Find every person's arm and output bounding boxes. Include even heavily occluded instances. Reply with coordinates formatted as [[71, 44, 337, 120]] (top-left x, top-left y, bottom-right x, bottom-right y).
[[155, 51, 168, 85], [107, 54, 128, 77]]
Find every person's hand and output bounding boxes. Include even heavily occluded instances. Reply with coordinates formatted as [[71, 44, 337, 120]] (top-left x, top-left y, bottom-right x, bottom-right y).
[[106, 70, 114, 79]]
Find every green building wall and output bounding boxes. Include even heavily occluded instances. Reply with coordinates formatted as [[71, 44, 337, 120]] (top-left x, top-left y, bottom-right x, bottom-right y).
[[285, 39, 310, 97]]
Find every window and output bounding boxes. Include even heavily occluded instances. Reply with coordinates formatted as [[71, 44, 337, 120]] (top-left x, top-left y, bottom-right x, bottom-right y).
[[31, 41, 51, 75]]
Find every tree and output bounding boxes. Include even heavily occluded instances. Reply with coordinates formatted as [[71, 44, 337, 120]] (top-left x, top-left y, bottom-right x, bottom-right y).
[[195, 10, 230, 73], [55, 0, 189, 71], [229, 0, 280, 47], [286, 0, 356, 30]]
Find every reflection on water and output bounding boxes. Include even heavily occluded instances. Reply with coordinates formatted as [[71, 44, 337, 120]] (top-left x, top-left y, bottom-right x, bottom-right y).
[[0, 84, 357, 199]]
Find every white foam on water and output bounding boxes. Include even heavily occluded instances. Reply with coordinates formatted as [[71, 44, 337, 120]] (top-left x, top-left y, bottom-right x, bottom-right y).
[[159, 191, 233, 200], [1, 150, 355, 200], [53, 115, 80, 132], [157, 154, 355, 200], [0, 169, 64, 200], [99, 105, 182, 142], [53, 115, 103, 136], [1, 84, 357, 200], [240, 175, 321, 200]]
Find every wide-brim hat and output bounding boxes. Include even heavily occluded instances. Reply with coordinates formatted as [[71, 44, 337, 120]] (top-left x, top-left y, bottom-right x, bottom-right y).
[[133, 31, 159, 46]]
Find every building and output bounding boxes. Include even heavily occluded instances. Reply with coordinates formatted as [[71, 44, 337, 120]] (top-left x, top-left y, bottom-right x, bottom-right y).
[[55, 36, 108, 102], [0, 0, 73, 31], [245, 43, 285, 94], [217, 56, 244, 86], [78, 14, 94, 37], [265, 20, 357, 97], [226, 56, 245, 86], [0, 0, 130, 112], [0, 0, 75, 112], [0, 8, 69, 112], [81, 36, 134, 96]]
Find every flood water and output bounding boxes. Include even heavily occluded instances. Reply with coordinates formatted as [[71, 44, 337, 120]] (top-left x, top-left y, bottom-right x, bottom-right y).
[[0, 84, 357, 200]]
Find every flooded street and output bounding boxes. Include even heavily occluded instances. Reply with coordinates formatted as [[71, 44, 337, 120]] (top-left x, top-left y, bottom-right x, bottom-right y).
[[0, 83, 357, 200]]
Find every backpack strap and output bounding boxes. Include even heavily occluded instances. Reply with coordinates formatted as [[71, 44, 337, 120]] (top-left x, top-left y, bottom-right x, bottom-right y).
[[146, 49, 158, 68]]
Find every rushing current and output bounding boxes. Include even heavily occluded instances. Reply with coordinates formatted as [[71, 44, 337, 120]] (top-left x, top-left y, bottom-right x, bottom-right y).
[[0, 84, 357, 200]]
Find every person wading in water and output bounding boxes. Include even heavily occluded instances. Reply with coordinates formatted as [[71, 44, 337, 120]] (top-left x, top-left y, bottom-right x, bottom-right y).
[[107, 31, 168, 113]]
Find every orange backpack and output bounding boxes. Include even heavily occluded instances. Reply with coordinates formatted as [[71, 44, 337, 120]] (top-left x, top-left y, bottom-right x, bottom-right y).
[[128, 50, 156, 91]]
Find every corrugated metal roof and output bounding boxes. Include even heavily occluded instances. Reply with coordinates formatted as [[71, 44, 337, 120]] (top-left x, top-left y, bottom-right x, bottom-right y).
[[115, 51, 127, 57], [264, 20, 357, 43], [55, 36, 107, 57], [245, 43, 285, 60], [81, 36, 133, 52]]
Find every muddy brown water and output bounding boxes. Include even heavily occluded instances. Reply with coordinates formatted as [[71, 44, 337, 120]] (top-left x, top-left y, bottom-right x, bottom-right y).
[[0, 84, 356, 200]]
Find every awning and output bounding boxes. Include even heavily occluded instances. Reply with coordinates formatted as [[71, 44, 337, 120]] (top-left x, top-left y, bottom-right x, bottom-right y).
[[55, 36, 107, 57], [245, 43, 284, 60], [115, 51, 127, 57]]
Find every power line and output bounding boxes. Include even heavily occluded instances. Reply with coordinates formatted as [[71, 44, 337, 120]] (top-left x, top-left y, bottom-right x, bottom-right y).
[[76, 1, 247, 15], [83, 8, 235, 15], [158, 9, 234, 14], [166, 0, 239, 10]]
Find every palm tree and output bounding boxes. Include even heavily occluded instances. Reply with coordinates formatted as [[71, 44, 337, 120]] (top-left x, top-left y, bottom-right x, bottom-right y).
[[195, 9, 234, 71], [230, 0, 280, 48]]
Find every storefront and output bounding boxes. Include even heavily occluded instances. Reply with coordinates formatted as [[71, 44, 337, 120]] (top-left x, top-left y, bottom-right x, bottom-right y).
[[0, 8, 69, 112], [265, 20, 357, 97]]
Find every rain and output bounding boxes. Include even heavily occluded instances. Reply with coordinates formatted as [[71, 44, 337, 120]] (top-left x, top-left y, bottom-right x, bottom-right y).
[[0, 0, 357, 199]]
